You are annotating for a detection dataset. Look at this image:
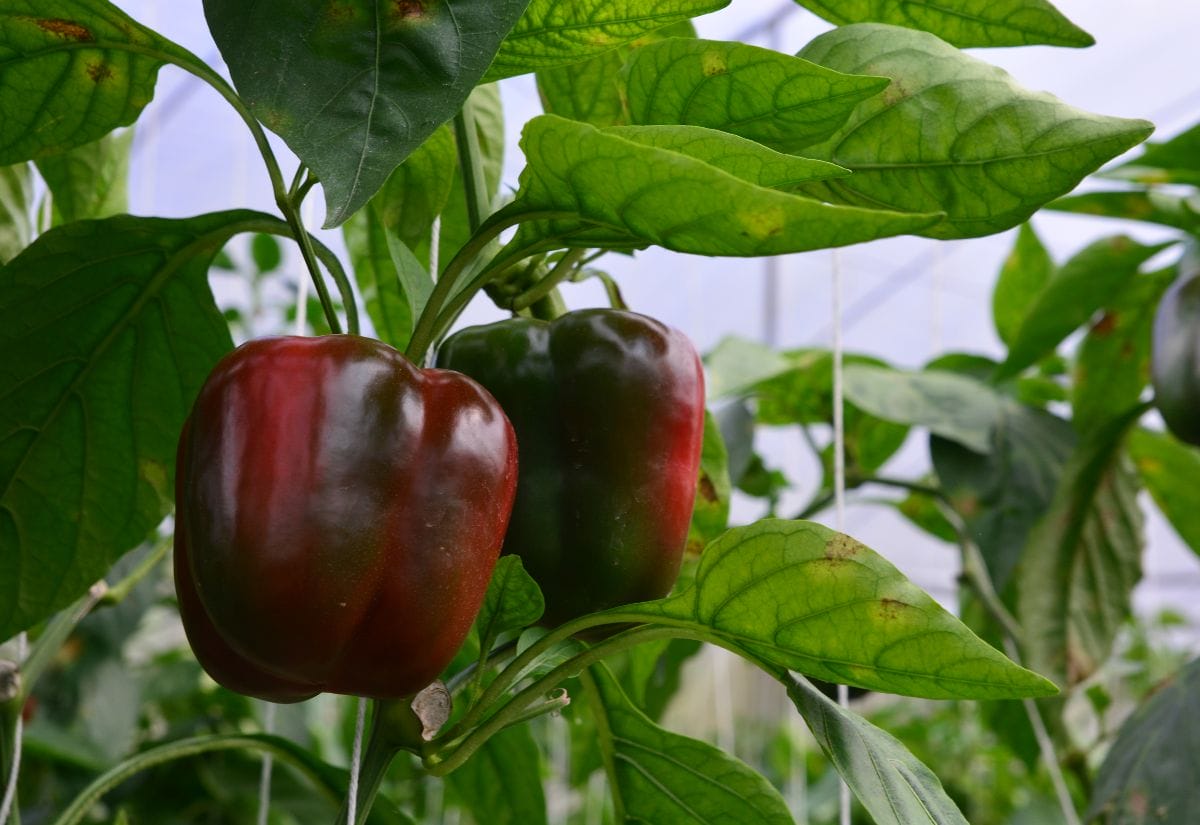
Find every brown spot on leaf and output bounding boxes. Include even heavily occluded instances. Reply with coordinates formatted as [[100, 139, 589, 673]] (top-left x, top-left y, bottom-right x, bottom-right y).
[[825, 533, 860, 560], [32, 17, 94, 41], [876, 598, 910, 621], [87, 62, 113, 83], [697, 473, 718, 504], [1093, 312, 1119, 336], [392, 0, 426, 19]]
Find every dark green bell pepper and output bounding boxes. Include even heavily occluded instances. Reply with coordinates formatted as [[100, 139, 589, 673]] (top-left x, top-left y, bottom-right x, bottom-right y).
[[437, 309, 706, 626]]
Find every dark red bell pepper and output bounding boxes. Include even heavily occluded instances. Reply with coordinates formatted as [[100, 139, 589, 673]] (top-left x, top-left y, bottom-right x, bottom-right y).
[[437, 309, 705, 626], [174, 335, 517, 702]]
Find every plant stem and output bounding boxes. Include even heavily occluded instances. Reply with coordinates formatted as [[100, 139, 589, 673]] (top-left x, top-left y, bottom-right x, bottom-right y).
[[334, 704, 400, 825], [509, 249, 587, 312], [578, 669, 627, 822], [426, 625, 683, 776], [17, 583, 107, 704], [50, 734, 353, 825], [453, 103, 489, 235], [100, 535, 172, 608]]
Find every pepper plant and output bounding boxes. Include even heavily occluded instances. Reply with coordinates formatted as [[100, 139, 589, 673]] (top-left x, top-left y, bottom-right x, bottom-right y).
[[0, 1, 1185, 823]]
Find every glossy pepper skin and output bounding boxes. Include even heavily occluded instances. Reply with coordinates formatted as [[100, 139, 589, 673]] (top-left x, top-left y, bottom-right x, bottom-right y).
[[437, 309, 705, 627], [174, 335, 518, 702], [1152, 256, 1200, 446]]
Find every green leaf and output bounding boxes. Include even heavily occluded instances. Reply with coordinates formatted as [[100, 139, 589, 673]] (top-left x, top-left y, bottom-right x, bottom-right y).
[[249, 232, 281, 275], [1129, 429, 1200, 557], [1073, 268, 1175, 435], [499, 114, 940, 257], [0, 163, 33, 264], [622, 637, 703, 721], [614, 125, 849, 189], [536, 21, 695, 127], [895, 488, 958, 544], [932, 404, 1073, 592], [623, 38, 890, 153], [1049, 190, 1200, 233], [0, 1, 174, 164], [445, 726, 547, 825], [993, 224, 1054, 347], [1017, 405, 1146, 688], [996, 236, 1171, 381], [1087, 656, 1200, 825], [796, 24, 1154, 239], [842, 365, 1004, 454], [436, 85, 506, 278], [475, 556, 545, 659], [585, 663, 793, 824], [791, 0, 1092, 48], [687, 410, 731, 554], [630, 520, 1057, 699], [0, 211, 267, 639], [202, 0, 530, 227], [1104, 120, 1200, 187], [705, 336, 793, 399], [35, 128, 132, 225], [487, 0, 729, 82], [782, 673, 969, 825]]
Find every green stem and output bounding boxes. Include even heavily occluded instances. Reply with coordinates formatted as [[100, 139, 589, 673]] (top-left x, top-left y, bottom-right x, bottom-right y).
[[509, 249, 587, 312], [405, 214, 538, 363], [578, 669, 627, 822], [595, 272, 628, 311], [453, 103, 489, 235], [445, 608, 654, 739], [281, 200, 343, 335], [17, 583, 107, 704], [427, 625, 684, 776], [1, 702, 20, 825], [334, 706, 400, 825], [50, 734, 351, 825], [100, 534, 172, 608]]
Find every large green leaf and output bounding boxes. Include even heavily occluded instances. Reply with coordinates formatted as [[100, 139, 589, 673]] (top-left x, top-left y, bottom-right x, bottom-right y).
[[995, 237, 1171, 381], [1129, 429, 1200, 557], [842, 365, 1004, 454], [614, 126, 849, 189], [474, 556, 545, 657], [1017, 406, 1145, 688], [796, 24, 1154, 239], [626, 520, 1057, 700], [1073, 268, 1175, 435], [342, 127, 452, 350], [0, 1, 173, 164], [782, 673, 969, 825], [623, 38, 889, 153], [0, 212, 267, 639], [932, 404, 1072, 592], [536, 21, 695, 127], [445, 726, 547, 825], [586, 663, 793, 824], [993, 224, 1054, 347], [487, 0, 728, 82], [1049, 190, 1200, 233], [791, 0, 1092, 48], [705, 336, 793, 400], [202, 0, 529, 227], [36, 129, 132, 225], [497, 115, 940, 257], [1087, 656, 1200, 825], [0, 163, 33, 264]]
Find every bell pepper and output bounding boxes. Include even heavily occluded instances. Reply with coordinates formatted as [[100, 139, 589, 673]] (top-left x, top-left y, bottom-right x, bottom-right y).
[[1152, 253, 1200, 446], [174, 335, 517, 702], [437, 309, 705, 626]]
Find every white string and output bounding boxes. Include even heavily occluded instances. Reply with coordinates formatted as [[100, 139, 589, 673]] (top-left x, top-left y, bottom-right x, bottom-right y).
[[347, 697, 367, 825], [830, 249, 851, 825], [430, 215, 441, 282], [255, 702, 277, 825], [0, 633, 28, 825]]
